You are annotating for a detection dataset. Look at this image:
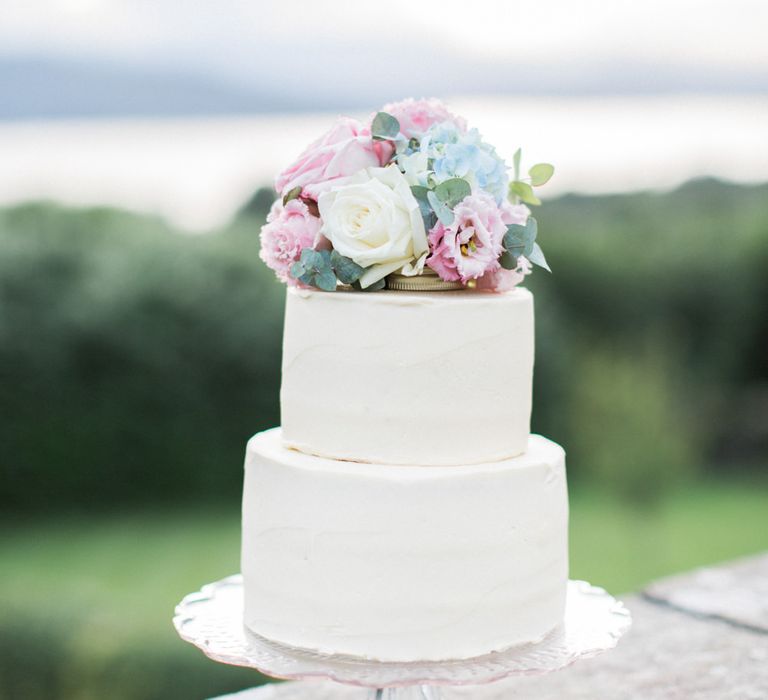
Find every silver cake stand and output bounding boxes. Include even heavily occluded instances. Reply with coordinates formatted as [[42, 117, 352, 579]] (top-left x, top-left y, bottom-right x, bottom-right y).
[[173, 575, 631, 699]]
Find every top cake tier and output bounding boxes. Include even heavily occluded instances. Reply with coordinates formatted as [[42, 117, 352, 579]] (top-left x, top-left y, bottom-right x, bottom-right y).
[[280, 286, 534, 466]]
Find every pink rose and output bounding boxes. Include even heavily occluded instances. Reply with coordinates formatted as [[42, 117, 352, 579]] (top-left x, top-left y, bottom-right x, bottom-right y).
[[426, 192, 505, 284], [259, 198, 322, 284], [275, 117, 380, 196], [381, 98, 467, 139]]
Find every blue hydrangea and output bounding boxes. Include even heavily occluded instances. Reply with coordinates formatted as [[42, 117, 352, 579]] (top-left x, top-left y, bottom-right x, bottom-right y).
[[419, 122, 509, 204]]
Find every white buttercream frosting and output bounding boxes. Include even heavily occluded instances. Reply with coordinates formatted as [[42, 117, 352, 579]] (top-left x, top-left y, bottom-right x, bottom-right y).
[[241, 428, 568, 661], [280, 287, 534, 466]]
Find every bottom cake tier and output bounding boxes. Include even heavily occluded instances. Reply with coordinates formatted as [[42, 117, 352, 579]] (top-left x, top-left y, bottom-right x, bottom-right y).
[[241, 428, 569, 662]]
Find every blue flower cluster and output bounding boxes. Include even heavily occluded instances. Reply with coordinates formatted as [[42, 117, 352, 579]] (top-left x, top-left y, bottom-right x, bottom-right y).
[[420, 122, 509, 204]]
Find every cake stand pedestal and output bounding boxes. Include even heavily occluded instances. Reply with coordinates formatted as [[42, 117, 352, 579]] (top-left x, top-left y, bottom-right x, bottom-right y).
[[173, 576, 631, 699]]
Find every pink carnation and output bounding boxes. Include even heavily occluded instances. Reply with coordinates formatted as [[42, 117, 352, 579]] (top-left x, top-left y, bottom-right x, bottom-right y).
[[381, 98, 467, 139], [259, 198, 321, 284], [275, 117, 380, 196], [427, 192, 505, 284]]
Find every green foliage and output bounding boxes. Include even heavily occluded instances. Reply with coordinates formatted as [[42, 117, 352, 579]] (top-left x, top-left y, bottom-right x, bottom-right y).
[[501, 216, 550, 271], [0, 203, 285, 511], [330, 250, 365, 285], [509, 180, 542, 206], [371, 112, 400, 140], [410, 185, 437, 231], [282, 185, 302, 205], [528, 163, 555, 186], [433, 178, 471, 208], [503, 217, 537, 259], [566, 342, 698, 505], [527, 178, 768, 491], [289, 249, 364, 290], [426, 190, 454, 225], [290, 248, 337, 290]]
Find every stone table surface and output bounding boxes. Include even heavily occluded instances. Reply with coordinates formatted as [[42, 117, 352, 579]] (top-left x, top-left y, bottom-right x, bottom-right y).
[[211, 552, 768, 699]]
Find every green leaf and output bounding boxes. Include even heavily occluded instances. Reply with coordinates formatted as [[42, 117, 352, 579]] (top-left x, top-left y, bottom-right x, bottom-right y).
[[528, 242, 551, 272], [314, 268, 338, 291], [352, 277, 386, 292], [524, 216, 538, 256], [499, 250, 519, 270], [282, 186, 302, 205], [410, 186, 431, 215], [299, 248, 322, 269], [509, 180, 542, 206], [528, 163, 555, 187], [513, 148, 522, 181], [289, 261, 306, 279], [503, 216, 538, 258], [503, 224, 528, 258], [427, 190, 454, 225], [371, 112, 400, 141], [411, 185, 437, 232], [434, 178, 471, 208], [330, 250, 365, 284]]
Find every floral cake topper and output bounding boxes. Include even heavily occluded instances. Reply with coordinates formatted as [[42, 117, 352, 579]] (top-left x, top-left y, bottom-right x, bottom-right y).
[[260, 98, 553, 292]]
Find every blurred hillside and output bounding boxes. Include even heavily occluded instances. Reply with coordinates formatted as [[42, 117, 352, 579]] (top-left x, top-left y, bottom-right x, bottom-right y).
[[1, 178, 766, 513]]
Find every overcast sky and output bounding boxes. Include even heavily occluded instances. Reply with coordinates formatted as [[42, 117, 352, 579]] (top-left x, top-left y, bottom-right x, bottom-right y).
[[3, 0, 767, 93]]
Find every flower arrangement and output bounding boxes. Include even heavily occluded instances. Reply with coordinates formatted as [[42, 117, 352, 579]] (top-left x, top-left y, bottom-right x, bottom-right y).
[[260, 98, 553, 292]]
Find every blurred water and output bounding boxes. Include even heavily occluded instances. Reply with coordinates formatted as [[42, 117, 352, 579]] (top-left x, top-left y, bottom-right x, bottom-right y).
[[2, 95, 766, 230]]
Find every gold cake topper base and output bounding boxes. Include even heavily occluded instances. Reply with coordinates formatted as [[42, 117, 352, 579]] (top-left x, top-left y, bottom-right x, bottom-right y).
[[386, 268, 466, 292]]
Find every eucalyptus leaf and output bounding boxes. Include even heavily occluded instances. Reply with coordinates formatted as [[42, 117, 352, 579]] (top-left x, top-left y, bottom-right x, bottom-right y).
[[524, 216, 538, 255], [410, 186, 432, 216], [528, 163, 555, 187], [434, 178, 471, 208], [330, 250, 365, 284], [290, 261, 306, 279], [509, 180, 542, 206], [282, 186, 302, 205], [297, 270, 315, 286], [318, 249, 333, 267], [513, 148, 522, 181], [314, 268, 338, 292], [503, 216, 538, 258], [500, 250, 519, 270], [300, 248, 323, 269], [528, 242, 551, 272], [427, 190, 454, 225], [352, 277, 386, 292], [371, 112, 400, 141], [503, 224, 528, 258]]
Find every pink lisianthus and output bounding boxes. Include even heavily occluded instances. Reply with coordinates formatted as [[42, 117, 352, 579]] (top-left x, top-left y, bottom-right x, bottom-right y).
[[475, 202, 533, 291], [476, 256, 532, 292], [275, 117, 380, 196], [500, 201, 531, 226], [259, 198, 322, 284], [427, 192, 505, 284], [381, 98, 467, 139]]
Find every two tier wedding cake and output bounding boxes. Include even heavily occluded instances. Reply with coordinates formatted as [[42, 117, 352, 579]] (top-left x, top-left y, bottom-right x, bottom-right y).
[[242, 99, 567, 662]]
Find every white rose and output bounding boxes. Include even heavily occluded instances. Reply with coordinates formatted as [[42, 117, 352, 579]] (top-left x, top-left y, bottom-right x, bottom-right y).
[[318, 165, 428, 288]]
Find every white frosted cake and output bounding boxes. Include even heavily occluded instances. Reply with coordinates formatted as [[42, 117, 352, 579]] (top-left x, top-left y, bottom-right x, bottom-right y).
[[281, 287, 534, 465], [241, 288, 568, 661], [245, 97, 567, 662]]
